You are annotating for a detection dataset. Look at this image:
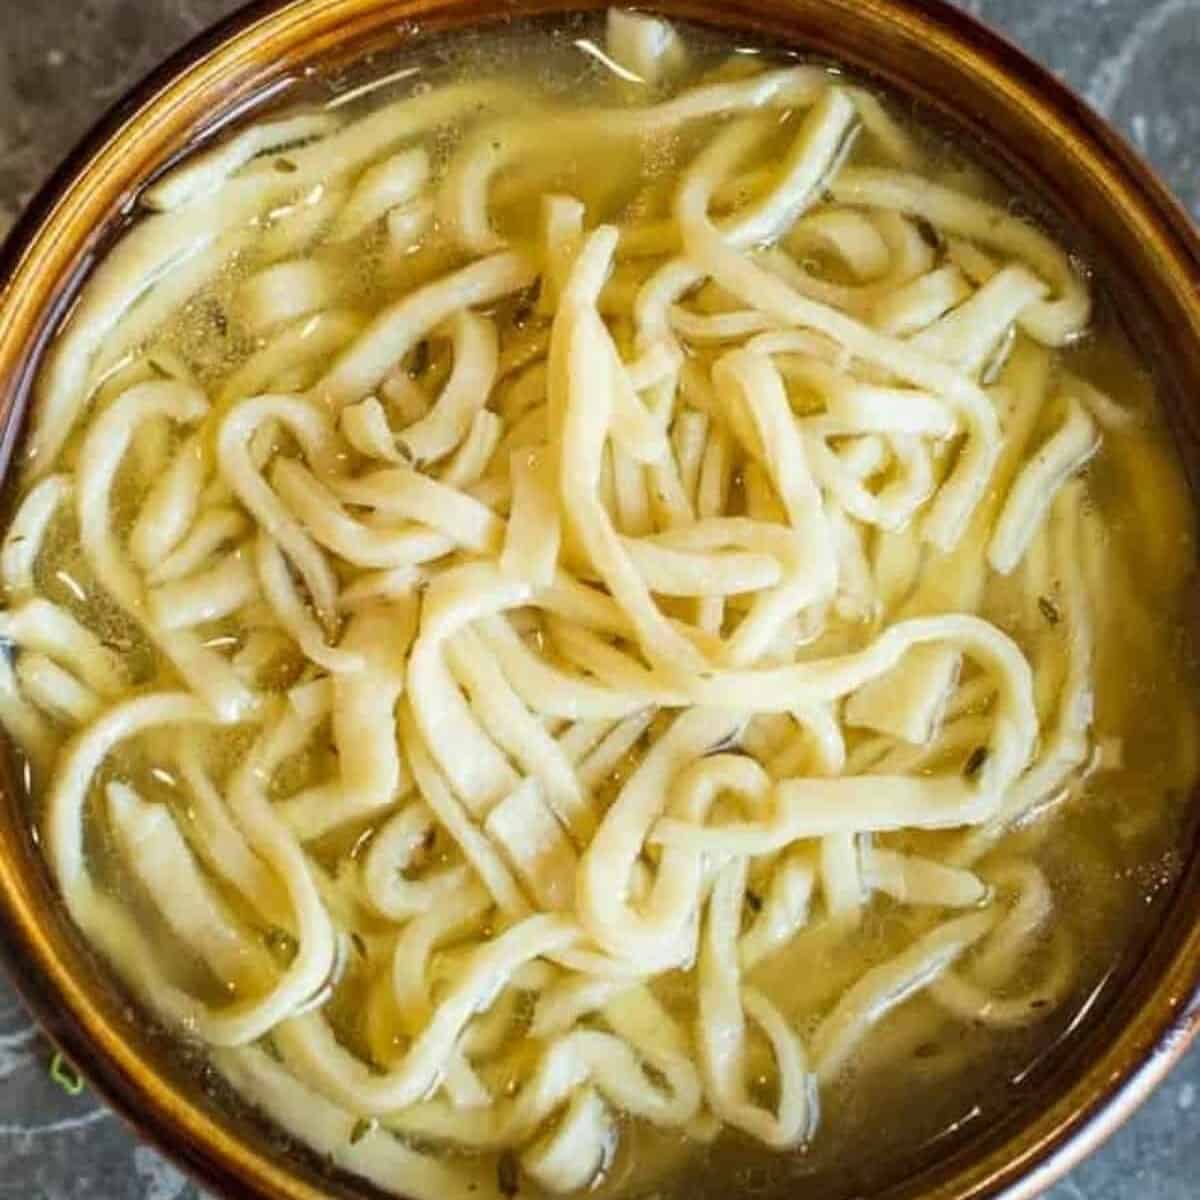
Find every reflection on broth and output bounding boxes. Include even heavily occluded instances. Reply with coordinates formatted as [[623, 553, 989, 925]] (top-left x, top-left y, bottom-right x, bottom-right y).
[[0, 9, 1196, 1199]]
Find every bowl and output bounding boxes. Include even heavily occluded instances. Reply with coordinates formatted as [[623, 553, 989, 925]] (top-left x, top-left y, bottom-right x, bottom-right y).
[[0, 1, 1198, 1198]]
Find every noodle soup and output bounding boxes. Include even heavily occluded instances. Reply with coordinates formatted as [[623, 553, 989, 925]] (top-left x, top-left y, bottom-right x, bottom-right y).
[[1, 10, 1196, 1198]]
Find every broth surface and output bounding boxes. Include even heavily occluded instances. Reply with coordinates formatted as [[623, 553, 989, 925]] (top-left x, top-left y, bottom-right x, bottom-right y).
[[1, 11, 1197, 1200]]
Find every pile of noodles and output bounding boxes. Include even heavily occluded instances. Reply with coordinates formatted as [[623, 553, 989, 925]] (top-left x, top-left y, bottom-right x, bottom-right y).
[[0, 9, 1149, 1197]]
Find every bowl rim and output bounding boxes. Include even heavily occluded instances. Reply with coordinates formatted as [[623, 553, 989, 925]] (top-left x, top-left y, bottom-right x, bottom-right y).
[[0, 2, 1199, 1199]]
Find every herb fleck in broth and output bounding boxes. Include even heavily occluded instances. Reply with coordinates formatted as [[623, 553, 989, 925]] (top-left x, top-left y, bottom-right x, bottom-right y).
[[2, 10, 1197, 1200]]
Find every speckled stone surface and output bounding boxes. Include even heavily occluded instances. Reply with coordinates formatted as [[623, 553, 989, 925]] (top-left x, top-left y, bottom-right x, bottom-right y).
[[0, 1, 1197, 1197]]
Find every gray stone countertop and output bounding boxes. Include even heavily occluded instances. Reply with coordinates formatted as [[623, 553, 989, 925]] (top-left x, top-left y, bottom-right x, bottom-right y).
[[0, 0, 1198, 1197]]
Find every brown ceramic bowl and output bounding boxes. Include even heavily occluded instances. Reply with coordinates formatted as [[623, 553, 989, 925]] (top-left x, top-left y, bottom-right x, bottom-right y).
[[0, 1, 1198, 1198]]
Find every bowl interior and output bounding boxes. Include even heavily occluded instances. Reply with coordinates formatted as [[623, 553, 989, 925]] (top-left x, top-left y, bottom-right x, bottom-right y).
[[0, 3, 1199, 1199]]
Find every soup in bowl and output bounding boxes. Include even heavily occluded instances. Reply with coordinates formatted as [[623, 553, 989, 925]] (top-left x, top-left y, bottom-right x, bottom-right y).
[[0, 4, 1198, 1200]]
